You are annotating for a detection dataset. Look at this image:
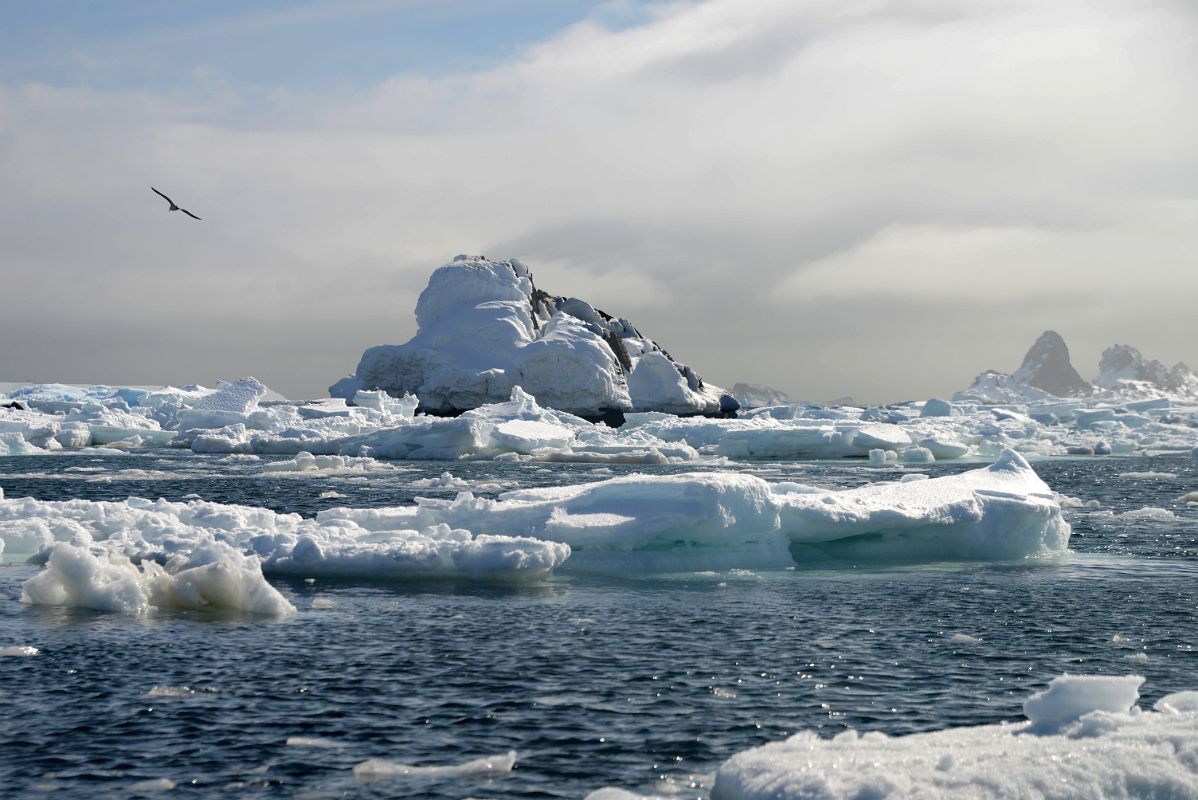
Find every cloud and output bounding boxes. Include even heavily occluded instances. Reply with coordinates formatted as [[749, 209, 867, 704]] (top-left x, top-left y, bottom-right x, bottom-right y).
[[0, 0, 1195, 401]]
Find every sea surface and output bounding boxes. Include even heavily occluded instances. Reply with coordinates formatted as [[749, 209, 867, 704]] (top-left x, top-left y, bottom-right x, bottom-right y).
[[1, 453, 1196, 799]]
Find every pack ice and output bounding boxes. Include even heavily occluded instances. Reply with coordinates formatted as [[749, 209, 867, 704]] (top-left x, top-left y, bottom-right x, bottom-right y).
[[699, 675, 1198, 800], [3, 324, 1196, 462], [0, 449, 1068, 613]]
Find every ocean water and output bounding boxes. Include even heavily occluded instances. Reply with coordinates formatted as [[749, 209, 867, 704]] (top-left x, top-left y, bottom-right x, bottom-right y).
[[1, 453, 1196, 798]]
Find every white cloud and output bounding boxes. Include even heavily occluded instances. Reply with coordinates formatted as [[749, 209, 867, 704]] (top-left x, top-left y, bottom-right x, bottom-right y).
[[1, 0, 1195, 401]]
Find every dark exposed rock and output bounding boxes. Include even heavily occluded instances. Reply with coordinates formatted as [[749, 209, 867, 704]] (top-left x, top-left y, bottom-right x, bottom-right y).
[[1012, 331, 1091, 397]]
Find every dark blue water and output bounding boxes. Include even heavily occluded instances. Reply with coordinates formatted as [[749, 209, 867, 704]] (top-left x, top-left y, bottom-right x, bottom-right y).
[[1, 453, 1196, 798]]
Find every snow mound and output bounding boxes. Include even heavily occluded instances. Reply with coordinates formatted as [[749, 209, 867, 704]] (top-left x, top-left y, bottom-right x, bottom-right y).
[[330, 256, 732, 416], [708, 676, 1198, 800]]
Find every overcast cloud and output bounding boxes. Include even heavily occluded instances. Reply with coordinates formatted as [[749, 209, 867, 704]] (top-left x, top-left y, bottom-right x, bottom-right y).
[[1, 0, 1195, 402]]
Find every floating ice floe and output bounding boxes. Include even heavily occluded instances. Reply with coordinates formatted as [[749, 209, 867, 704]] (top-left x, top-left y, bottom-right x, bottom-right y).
[[317, 449, 1068, 572], [614, 675, 1198, 800]]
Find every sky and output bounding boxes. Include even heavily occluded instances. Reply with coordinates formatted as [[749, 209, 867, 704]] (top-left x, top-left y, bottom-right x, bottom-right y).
[[1, 0, 1195, 402]]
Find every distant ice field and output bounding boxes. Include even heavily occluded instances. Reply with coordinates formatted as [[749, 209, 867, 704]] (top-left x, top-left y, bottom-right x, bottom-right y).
[[1, 453, 1196, 797]]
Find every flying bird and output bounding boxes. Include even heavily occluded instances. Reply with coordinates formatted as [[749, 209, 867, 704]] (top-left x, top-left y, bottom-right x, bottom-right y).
[[151, 187, 202, 220]]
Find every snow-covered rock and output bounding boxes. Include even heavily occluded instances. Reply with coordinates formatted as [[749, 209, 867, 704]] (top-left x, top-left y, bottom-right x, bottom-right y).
[[330, 256, 734, 417]]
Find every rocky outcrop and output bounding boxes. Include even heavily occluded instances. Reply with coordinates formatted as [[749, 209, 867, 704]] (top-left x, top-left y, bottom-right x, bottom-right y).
[[331, 256, 736, 418], [1011, 331, 1091, 397], [957, 332, 1197, 403], [1096, 345, 1198, 398], [731, 383, 792, 409]]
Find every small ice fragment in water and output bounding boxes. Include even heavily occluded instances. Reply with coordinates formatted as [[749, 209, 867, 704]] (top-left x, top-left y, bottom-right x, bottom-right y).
[[949, 633, 982, 645], [127, 777, 176, 792], [353, 750, 517, 781], [147, 686, 198, 698], [0, 646, 39, 657], [1125, 652, 1149, 664], [712, 687, 737, 699], [1121, 507, 1176, 521], [311, 598, 336, 609], [286, 736, 344, 749]]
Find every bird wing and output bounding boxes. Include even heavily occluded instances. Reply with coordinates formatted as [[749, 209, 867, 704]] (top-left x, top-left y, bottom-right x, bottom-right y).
[[151, 187, 173, 204], [181, 209, 202, 220]]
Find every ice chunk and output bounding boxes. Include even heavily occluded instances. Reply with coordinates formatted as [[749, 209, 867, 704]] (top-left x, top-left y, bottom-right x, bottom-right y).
[[20, 540, 295, 617], [1022, 674, 1143, 734], [0, 646, 39, 657], [900, 446, 935, 463], [0, 432, 44, 455], [193, 377, 269, 414], [920, 398, 955, 417], [917, 437, 969, 460], [127, 777, 176, 793]]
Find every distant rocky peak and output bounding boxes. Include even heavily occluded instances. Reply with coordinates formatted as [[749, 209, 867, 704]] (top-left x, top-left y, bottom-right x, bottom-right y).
[[1167, 362, 1198, 395], [1095, 344, 1170, 388], [1011, 331, 1091, 397]]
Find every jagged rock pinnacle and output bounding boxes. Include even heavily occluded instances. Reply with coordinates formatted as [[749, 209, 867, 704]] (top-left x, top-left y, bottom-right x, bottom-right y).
[[1012, 331, 1091, 397]]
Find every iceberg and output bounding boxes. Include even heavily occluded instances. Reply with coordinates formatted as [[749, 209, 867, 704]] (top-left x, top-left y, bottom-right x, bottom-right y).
[[330, 256, 736, 417]]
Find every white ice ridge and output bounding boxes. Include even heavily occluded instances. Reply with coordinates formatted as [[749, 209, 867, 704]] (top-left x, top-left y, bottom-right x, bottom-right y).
[[0, 451, 1064, 587], [701, 675, 1198, 800]]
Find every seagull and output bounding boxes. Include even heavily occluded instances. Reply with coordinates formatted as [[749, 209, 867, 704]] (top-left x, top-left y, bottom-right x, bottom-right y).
[[151, 187, 202, 220]]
